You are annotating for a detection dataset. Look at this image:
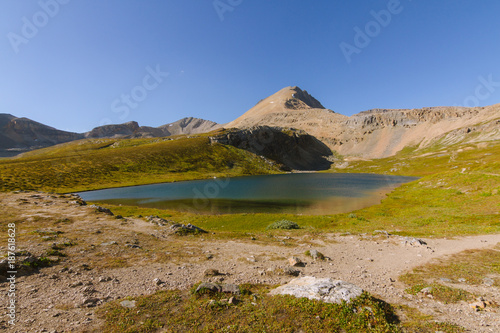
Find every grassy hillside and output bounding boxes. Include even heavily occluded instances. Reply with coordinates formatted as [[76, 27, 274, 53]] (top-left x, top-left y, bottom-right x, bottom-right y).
[[0, 133, 281, 193], [95, 139, 500, 238], [319, 140, 500, 236]]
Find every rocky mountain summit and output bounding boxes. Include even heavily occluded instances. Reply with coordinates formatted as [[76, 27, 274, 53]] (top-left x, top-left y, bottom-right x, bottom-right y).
[[225, 86, 500, 159]]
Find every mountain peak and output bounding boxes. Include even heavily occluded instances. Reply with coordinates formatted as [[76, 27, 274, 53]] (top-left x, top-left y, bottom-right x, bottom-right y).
[[225, 86, 329, 128], [285, 86, 325, 110]]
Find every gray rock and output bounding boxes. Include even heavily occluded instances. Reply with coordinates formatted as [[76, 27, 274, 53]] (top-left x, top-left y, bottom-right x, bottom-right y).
[[401, 237, 427, 247], [283, 267, 301, 277], [82, 297, 100, 307], [221, 284, 241, 295], [195, 283, 222, 294], [420, 287, 433, 295], [204, 269, 220, 277], [171, 223, 208, 234], [195, 283, 241, 295], [125, 244, 141, 249], [146, 215, 172, 226], [288, 257, 304, 267], [101, 241, 118, 246], [120, 300, 136, 309], [309, 250, 325, 260], [99, 276, 112, 282], [439, 277, 452, 283], [483, 278, 495, 286], [153, 278, 163, 285], [90, 205, 113, 215], [270, 276, 363, 304], [69, 281, 83, 288]]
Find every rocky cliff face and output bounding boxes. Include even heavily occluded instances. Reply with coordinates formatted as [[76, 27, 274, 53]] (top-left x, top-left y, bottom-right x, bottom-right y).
[[209, 126, 333, 171]]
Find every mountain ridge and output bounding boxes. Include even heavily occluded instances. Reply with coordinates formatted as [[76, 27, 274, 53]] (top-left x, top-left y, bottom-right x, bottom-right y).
[[0, 115, 220, 157], [224, 86, 500, 159], [1, 86, 499, 159]]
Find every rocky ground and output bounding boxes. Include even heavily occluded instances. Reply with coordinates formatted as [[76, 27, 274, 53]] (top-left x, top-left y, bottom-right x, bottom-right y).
[[1, 192, 499, 332]]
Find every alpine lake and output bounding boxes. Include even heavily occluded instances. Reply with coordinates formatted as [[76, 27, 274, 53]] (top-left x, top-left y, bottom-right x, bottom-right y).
[[78, 173, 418, 215]]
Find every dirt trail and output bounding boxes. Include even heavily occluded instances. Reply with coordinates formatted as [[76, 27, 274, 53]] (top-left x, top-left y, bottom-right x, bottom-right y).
[[0, 192, 499, 332]]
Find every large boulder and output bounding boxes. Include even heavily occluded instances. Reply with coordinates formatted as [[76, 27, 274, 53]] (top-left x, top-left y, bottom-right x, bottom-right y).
[[270, 276, 363, 304]]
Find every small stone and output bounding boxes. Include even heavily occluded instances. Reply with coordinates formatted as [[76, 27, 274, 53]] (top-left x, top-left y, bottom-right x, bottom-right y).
[[153, 278, 163, 286], [120, 300, 136, 309], [90, 204, 114, 215], [470, 301, 485, 310], [99, 276, 112, 282], [204, 269, 220, 277], [288, 257, 304, 267], [221, 284, 241, 295], [439, 278, 452, 283], [228, 297, 239, 305], [309, 250, 324, 260], [101, 241, 118, 246], [283, 266, 300, 277], [69, 281, 83, 288], [483, 278, 495, 286], [82, 297, 100, 307]]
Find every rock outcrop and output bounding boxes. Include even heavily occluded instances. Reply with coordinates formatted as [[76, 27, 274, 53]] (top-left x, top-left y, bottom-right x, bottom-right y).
[[210, 126, 333, 171], [270, 276, 364, 304]]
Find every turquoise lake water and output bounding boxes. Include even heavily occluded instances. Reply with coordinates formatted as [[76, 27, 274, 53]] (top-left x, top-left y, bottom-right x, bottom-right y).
[[77, 173, 417, 215]]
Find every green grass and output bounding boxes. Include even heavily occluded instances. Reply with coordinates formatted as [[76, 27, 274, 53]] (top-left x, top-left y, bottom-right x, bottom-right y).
[[400, 242, 500, 291], [97, 286, 401, 332], [395, 305, 464, 332], [1, 131, 499, 239], [403, 283, 472, 304], [78, 139, 500, 238], [0, 132, 281, 193]]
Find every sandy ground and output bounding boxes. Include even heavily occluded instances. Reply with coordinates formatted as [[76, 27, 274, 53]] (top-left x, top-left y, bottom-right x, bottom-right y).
[[1, 192, 499, 332]]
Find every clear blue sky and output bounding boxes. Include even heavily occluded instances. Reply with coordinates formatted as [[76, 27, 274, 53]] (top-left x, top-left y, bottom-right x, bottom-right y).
[[1, 0, 499, 133]]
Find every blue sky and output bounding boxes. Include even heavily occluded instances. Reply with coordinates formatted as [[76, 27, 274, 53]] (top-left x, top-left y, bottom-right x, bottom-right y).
[[1, 0, 499, 133]]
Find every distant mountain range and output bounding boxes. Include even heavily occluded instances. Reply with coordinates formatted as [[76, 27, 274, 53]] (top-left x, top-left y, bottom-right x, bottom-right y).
[[0, 115, 220, 157], [1, 86, 499, 158]]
